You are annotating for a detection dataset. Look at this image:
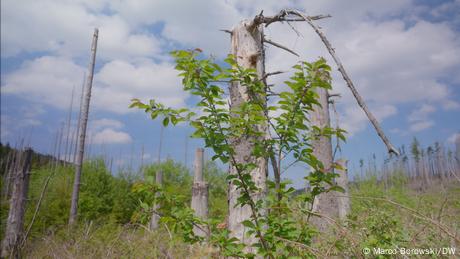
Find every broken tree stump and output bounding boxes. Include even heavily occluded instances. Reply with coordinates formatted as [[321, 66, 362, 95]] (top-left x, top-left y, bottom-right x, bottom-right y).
[[149, 170, 163, 231], [191, 148, 209, 237]]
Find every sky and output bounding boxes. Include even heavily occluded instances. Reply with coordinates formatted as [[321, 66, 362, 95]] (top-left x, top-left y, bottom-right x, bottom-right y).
[[1, 0, 459, 188]]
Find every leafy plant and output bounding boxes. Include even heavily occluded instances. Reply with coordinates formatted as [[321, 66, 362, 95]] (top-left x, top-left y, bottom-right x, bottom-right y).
[[131, 49, 345, 257]]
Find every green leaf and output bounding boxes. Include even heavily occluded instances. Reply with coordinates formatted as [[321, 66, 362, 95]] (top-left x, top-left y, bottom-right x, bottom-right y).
[[163, 117, 170, 126]]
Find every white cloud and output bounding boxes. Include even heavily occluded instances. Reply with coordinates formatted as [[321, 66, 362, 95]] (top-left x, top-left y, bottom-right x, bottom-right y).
[[0, 0, 162, 60], [94, 59, 186, 113], [1, 56, 185, 114], [91, 118, 124, 131], [2, 0, 460, 139], [2, 56, 85, 109], [407, 104, 436, 132], [409, 121, 434, 132], [92, 128, 132, 144], [443, 100, 460, 111], [109, 0, 242, 57], [408, 104, 436, 122], [447, 132, 460, 144], [340, 104, 397, 137]]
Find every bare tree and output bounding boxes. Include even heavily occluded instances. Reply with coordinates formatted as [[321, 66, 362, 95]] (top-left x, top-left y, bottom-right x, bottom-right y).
[[69, 28, 99, 225], [1, 148, 32, 258]]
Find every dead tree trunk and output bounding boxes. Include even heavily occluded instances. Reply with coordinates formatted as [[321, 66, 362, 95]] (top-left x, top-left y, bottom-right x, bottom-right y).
[[73, 75, 86, 164], [1, 148, 32, 258], [310, 87, 339, 232], [64, 85, 75, 163], [335, 159, 350, 221], [228, 20, 268, 249], [69, 28, 98, 225], [191, 148, 209, 237], [149, 170, 162, 230], [456, 134, 460, 172]]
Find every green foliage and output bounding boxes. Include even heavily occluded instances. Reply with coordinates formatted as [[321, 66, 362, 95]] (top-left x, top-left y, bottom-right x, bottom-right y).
[[131, 49, 345, 258], [19, 159, 136, 239]]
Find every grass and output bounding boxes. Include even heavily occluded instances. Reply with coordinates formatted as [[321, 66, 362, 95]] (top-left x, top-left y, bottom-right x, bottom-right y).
[[21, 174, 460, 258]]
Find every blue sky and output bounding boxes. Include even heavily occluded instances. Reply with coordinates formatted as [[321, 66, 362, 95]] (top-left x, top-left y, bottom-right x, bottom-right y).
[[1, 0, 459, 188]]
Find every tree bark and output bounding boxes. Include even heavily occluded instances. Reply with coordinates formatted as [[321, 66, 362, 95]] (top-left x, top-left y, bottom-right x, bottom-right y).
[[69, 28, 98, 225], [1, 148, 32, 258], [310, 87, 339, 232], [191, 148, 209, 237], [73, 76, 86, 164], [228, 19, 268, 251], [149, 170, 162, 230], [335, 159, 350, 221]]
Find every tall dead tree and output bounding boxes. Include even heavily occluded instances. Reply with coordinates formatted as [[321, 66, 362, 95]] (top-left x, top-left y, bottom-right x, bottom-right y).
[[64, 85, 75, 163], [69, 28, 98, 225], [1, 148, 32, 258], [456, 134, 460, 171], [310, 87, 339, 231], [73, 75, 86, 164], [191, 148, 209, 237], [228, 19, 268, 250]]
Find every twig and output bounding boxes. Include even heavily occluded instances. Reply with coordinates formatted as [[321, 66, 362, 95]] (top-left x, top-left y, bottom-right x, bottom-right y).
[[261, 70, 286, 81], [263, 38, 299, 57], [220, 29, 232, 34]]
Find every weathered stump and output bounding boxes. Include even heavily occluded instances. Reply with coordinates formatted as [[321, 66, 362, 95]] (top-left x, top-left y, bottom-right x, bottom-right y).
[[191, 148, 209, 237], [149, 170, 163, 230]]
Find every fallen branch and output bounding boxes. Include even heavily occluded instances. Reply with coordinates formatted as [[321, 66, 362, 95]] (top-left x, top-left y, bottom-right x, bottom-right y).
[[21, 169, 56, 248], [286, 9, 399, 155]]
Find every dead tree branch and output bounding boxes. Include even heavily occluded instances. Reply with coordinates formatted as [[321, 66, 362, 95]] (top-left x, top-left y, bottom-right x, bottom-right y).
[[285, 9, 399, 155], [253, 10, 331, 27], [263, 38, 299, 57]]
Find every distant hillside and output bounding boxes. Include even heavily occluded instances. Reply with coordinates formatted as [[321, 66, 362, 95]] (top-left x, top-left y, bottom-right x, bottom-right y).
[[0, 142, 71, 176]]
